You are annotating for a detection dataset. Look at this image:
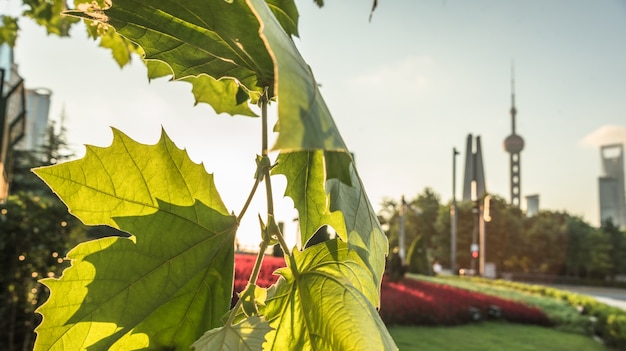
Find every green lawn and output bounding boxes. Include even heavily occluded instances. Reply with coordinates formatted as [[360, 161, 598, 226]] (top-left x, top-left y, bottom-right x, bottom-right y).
[[389, 322, 608, 351]]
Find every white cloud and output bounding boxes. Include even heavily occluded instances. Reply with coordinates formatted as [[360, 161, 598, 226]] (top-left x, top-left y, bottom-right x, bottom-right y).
[[579, 125, 626, 148]]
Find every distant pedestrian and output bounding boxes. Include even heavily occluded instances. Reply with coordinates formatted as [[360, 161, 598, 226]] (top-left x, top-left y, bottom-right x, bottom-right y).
[[432, 260, 442, 275]]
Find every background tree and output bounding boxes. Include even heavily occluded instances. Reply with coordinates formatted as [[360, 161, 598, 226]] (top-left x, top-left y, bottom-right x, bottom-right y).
[[564, 216, 594, 278], [378, 188, 441, 269], [584, 226, 613, 280], [484, 196, 524, 272], [602, 219, 626, 281], [0, 119, 87, 350]]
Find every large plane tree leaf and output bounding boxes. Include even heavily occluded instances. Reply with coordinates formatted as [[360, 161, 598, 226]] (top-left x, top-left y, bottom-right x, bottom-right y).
[[33, 129, 238, 350], [272, 150, 388, 297], [248, 0, 348, 151], [261, 239, 397, 351], [70, 0, 348, 151], [326, 152, 389, 294], [68, 0, 274, 99]]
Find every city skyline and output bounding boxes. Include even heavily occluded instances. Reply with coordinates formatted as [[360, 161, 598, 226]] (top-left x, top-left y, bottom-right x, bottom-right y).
[[4, 1, 626, 246]]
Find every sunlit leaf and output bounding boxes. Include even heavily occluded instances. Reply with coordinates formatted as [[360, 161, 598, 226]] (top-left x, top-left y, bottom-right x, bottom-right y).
[[248, 0, 348, 151], [192, 316, 271, 351], [0, 16, 19, 47], [70, 0, 348, 151], [266, 0, 299, 38], [261, 239, 397, 350], [271, 151, 346, 248], [23, 0, 79, 37], [273, 150, 388, 296], [73, 0, 274, 93], [183, 74, 258, 116], [98, 28, 136, 67], [33, 129, 238, 350], [326, 152, 388, 294]]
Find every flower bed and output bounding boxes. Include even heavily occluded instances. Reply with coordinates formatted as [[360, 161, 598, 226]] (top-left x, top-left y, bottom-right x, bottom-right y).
[[380, 276, 551, 326], [233, 254, 551, 327]]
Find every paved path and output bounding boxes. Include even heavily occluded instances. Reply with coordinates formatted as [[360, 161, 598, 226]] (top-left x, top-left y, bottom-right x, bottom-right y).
[[545, 284, 626, 311]]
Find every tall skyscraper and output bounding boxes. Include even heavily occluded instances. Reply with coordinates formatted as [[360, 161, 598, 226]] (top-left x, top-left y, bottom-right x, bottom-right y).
[[503, 68, 525, 207], [598, 144, 626, 228], [462, 134, 486, 202]]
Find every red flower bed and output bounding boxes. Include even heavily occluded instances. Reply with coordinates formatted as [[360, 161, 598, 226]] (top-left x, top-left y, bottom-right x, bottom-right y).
[[232, 254, 284, 306], [232, 254, 551, 327], [379, 276, 551, 326]]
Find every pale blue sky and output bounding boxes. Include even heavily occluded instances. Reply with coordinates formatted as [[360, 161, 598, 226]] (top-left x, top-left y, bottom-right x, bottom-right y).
[[5, 1, 626, 247]]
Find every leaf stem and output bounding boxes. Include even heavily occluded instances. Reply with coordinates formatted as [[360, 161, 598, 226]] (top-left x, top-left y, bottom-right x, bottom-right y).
[[259, 88, 291, 258], [226, 239, 268, 326], [261, 87, 269, 157], [237, 177, 260, 223]]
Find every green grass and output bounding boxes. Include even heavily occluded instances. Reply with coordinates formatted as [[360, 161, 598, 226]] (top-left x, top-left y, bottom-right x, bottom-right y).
[[389, 322, 608, 351]]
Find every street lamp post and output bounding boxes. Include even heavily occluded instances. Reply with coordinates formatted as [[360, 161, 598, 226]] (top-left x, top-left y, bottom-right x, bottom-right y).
[[399, 195, 407, 264], [451, 148, 459, 274]]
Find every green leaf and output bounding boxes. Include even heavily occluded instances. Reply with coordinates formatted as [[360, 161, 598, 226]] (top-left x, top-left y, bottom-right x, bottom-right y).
[[81, 0, 273, 92], [239, 284, 267, 318], [144, 58, 259, 116], [271, 151, 346, 248], [261, 239, 397, 351], [326, 153, 389, 294], [71, 0, 348, 151], [23, 0, 79, 37], [34, 128, 232, 225], [0, 16, 19, 47], [182, 74, 258, 117], [33, 129, 238, 350], [266, 0, 300, 38], [273, 150, 388, 296], [191, 316, 272, 351], [248, 0, 348, 151], [98, 28, 136, 68]]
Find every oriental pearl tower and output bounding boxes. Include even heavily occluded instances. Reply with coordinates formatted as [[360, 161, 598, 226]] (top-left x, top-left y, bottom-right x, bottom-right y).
[[504, 68, 525, 207]]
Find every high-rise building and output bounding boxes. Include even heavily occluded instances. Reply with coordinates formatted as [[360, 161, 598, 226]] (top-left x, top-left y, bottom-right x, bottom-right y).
[[462, 134, 486, 202], [16, 88, 52, 151], [0, 42, 26, 203], [598, 144, 626, 228], [503, 68, 525, 207]]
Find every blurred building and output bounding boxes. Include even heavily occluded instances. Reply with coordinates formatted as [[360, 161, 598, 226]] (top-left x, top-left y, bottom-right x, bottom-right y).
[[598, 144, 626, 228], [15, 88, 52, 151], [462, 134, 486, 201], [525, 194, 539, 217], [0, 42, 26, 203]]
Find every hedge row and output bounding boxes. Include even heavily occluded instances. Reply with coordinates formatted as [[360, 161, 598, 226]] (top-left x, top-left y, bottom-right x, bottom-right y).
[[445, 275, 626, 349]]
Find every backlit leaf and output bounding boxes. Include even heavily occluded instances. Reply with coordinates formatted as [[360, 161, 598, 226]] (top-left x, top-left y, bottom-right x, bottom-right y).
[[79, 0, 274, 94], [70, 0, 348, 151], [191, 316, 272, 351], [271, 151, 346, 248], [266, 0, 299, 38], [273, 150, 388, 296], [248, 0, 348, 151], [261, 239, 397, 351], [33, 129, 238, 350], [326, 153, 389, 294]]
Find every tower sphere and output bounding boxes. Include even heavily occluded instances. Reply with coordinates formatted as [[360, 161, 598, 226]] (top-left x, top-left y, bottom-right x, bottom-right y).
[[504, 134, 524, 153]]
